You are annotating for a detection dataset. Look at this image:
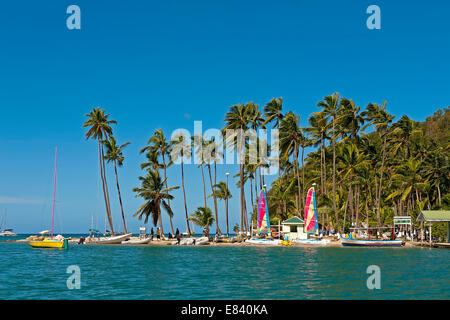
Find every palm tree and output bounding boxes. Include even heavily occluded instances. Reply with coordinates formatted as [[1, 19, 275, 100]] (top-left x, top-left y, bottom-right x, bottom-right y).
[[189, 207, 215, 236], [223, 103, 252, 234], [171, 133, 192, 235], [141, 129, 175, 235], [279, 111, 303, 212], [82, 107, 116, 235], [203, 138, 223, 235], [103, 136, 130, 234], [133, 170, 179, 228], [192, 134, 208, 209], [211, 181, 232, 236], [318, 93, 340, 231], [362, 102, 394, 225], [262, 97, 284, 128], [306, 112, 329, 195]]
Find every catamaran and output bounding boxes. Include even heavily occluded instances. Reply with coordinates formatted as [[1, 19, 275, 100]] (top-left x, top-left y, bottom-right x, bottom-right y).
[[29, 147, 68, 249], [293, 186, 330, 246], [246, 187, 281, 245]]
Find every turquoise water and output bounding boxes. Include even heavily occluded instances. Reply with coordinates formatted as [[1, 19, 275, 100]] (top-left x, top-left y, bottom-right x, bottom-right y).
[[0, 236, 449, 299]]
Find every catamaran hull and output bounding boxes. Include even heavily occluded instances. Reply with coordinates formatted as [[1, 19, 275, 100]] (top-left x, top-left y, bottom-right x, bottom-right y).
[[341, 239, 404, 247], [246, 239, 282, 246], [121, 237, 151, 245], [87, 233, 132, 245], [293, 239, 331, 246]]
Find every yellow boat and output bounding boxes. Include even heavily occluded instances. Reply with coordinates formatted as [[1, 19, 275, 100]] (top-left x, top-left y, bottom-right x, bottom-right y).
[[29, 238, 68, 249]]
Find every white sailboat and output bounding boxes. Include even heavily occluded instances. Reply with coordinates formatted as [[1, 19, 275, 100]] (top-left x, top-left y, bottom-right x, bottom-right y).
[[0, 209, 17, 236]]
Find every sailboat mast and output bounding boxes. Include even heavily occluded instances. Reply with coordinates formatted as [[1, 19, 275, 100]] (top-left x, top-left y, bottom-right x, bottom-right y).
[[51, 147, 57, 239]]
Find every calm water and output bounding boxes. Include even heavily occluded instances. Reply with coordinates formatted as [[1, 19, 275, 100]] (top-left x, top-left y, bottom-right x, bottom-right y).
[[0, 235, 449, 300]]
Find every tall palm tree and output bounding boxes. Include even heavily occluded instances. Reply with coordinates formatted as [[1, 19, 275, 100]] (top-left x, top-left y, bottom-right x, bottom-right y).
[[223, 103, 252, 234], [141, 129, 175, 235], [306, 112, 329, 195], [103, 136, 130, 234], [317, 93, 340, 231], [279, 111, 303, 213], [204, 138, 223, 235], [189, 207, 215, 236], [83, 107, 116, 235], [172, 133, 192, 235], [133, 170, 179, 228], [210, 181, 232, 236], [362, 102, 394, 225], [192, 134, 208, 209]]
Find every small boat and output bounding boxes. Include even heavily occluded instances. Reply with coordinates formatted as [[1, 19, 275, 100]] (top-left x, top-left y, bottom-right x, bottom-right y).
[[0, 210, 17, 236], [293, 238, 331, 245], [29, 148, 67, 249], [194, 236, 209, 245], [86, 233, 132, 245], [340, 237, 404, 247], [179, 237, 195, 245], [29, 231, 68, 249], [0, 229, 17, 237], [121, 237, 151, 245], [246, 238, 282, 245]]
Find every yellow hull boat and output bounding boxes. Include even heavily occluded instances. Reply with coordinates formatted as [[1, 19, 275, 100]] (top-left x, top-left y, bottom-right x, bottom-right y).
[[29, 238, 68, 249]]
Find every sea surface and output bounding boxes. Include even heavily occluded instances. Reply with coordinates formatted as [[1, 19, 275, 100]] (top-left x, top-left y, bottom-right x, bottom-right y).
[[0, 234, 449, 300]]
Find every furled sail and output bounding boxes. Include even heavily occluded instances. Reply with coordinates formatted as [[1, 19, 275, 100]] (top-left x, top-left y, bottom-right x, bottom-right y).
[[257, 189, 271, 233], [304, 187, 318, 234]]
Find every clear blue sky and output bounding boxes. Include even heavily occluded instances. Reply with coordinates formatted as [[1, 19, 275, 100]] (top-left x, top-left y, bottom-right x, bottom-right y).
[[0, 0, 449, 233]]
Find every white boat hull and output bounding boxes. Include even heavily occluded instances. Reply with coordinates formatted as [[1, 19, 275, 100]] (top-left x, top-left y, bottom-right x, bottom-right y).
[[340, 238, 404, 247], [246, 238, 281, 246], [87, 233, 132, 245], [293, 239, 331, 245], [121, 237, 151, 245]]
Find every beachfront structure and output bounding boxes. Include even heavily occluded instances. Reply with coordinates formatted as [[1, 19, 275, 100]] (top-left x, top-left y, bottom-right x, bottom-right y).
[[416, 210, 450, 244], [281, 217, 307, 241]]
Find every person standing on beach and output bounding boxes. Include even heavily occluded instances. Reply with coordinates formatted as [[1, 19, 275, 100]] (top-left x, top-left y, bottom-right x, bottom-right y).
[[175, 228, 180, 237], [151, 227, 154, 241], [176, 231, 181, 245], [156, 227, 161, 240]]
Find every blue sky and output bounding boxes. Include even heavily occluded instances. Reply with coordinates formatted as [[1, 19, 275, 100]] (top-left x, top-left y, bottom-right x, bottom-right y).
[[0, 0, 449, 233]]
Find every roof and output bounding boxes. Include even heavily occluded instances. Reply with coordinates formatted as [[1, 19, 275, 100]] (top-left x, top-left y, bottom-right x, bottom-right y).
[[282, 216, 304, 225], [416, 210, 450, 222]]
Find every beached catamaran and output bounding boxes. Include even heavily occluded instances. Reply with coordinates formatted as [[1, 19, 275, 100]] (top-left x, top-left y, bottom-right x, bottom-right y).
[[29, 147, 68, 249], [246, 187, 281, 245], [293, 186, 330, 245]]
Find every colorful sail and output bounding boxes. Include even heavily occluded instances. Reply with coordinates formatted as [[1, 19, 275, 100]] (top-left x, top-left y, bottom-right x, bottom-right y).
[[257, 189, 271, 233], [304, 187, 318, 234]]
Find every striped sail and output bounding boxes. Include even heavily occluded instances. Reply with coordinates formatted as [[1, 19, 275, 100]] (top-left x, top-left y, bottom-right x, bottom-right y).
[[257, 189, 270, 233], [304, 187, 318, 234]]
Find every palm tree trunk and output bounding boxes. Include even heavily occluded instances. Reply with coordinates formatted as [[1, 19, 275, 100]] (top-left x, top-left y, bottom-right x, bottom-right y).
[[101, 147, 114, 234], [332, 117, 338, 232], [181, 156, 191, 234], [208, 164, 221, 235], [294, 145, 302, 214], [377, 135, 387, 226], [113, 160, 127, 234], [201, 164, 207, 208], [162, 153, 175, 236], [98, 140, 114, 235]]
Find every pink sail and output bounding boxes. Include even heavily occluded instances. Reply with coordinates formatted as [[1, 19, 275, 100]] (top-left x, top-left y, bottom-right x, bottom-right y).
[[304, 187, 318, 234]]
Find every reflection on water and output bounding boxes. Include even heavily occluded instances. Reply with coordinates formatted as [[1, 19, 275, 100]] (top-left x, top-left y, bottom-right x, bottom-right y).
[[0, 241, 449, 299]]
